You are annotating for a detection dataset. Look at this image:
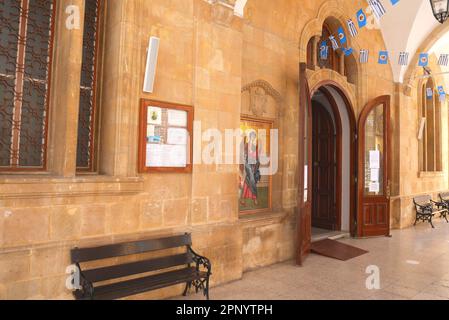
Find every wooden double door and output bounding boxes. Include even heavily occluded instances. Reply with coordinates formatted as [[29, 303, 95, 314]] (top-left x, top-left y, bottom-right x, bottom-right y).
[[297, 63, 391, 265]]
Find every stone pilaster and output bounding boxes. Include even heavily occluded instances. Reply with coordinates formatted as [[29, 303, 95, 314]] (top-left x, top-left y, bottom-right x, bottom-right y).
[[47, 0, 85, 177]]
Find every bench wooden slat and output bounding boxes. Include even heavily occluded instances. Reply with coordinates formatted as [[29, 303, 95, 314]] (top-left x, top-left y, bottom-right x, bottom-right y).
[[71, 234, 192, 263], [82, 253, 193, 283], [413, 195, 432, 205], [91, 268, 205, 300]]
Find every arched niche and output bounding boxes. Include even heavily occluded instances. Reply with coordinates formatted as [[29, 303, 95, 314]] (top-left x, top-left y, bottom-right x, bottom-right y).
[[299, 1, 363, 106]]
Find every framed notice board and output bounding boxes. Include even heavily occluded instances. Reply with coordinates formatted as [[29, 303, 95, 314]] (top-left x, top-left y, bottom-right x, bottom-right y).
[[138, 99, 193, 173]]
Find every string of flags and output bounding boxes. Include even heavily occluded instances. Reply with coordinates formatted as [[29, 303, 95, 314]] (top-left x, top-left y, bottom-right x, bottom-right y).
[[318, 0, 448, 101]]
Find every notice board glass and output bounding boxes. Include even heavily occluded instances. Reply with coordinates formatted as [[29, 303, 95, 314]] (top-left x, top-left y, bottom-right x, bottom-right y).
[[138, 99, 193, 173]]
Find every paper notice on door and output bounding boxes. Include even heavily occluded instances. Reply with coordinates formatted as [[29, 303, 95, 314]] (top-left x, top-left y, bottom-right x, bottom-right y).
[[167, 110, 187, 127], [304, 165, 308, 189], [167, 128, 188, 145], [370, 168, 380, 182], [369, 182, 380, 193], [369, 150, 380, 169]]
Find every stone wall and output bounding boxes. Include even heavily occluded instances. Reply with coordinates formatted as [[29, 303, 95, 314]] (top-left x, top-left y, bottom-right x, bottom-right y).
[[1, 0, 448, 300]]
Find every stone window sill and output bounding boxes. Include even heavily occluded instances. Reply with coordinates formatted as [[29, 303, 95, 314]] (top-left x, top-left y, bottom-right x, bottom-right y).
[[0, 175, 144, 199], [239, 210, 289, 227], [418, 171, 445, 178]]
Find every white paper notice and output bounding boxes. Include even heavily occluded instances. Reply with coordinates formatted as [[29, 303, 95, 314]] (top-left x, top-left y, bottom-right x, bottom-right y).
[[147, 125, 155, 137], [369, 182, 380, 193], [146, 144, 187, 167], [148, 107, 162, 125], [369, 150, 380, 169], [168, 110, 187, 127], [304, 165, 308, 189], [167, 128, 187, 145], [370, 168, 379, 182]]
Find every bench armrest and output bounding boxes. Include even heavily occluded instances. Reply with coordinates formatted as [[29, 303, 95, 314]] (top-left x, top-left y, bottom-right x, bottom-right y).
[[75, 263, 95, 299], [431, 200, 445, 207], [189, 247, 212, 276], [415, 202, 432, 212]]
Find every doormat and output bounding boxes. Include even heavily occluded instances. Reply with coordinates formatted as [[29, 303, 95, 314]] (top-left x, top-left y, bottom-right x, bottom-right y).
[[311, 239, 368, 261]]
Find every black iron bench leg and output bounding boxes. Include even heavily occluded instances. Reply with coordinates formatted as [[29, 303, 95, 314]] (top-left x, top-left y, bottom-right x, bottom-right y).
[[429, 216, 435, 228], [205, 277, 210, 300], [442, 211, 449, 223], [183, 282, 191, 297]]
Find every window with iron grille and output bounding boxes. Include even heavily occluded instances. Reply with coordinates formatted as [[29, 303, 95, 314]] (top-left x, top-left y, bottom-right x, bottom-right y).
[[419, 77, 443, 172], [76, 0, 101, 172], [0, 0, 55, 171]]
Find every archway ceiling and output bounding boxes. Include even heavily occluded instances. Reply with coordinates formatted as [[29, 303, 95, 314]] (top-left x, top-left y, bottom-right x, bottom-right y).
[[367, 0, 439, 82]]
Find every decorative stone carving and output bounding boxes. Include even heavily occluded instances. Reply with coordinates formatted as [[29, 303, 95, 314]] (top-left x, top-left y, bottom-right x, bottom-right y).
[[249, 87, 268, 117], [211, 0, 236, 26], [242, 80, 283, 118]]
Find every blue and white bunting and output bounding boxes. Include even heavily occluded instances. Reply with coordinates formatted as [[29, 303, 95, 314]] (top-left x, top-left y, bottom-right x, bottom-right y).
[[418, 53, 429, 67], [426, 88, 433, 99], [360, 49, 369, 64], [438, 54, 449, 66], [347, 19, 358, 37], [398, 52, 409, 66], [438, 86, 446, 102], [343, 47, 353, 57], [329, 36, 339, 50], [320, 41, 329, 60], [378, 51, 389, 64], [337, 26, 347, 45], [356, 9, 367, 28], [369, 0, 387, 20]]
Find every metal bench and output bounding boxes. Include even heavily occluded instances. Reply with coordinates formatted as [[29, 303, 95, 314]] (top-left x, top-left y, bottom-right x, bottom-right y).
[[439, 192, 449, 209], [71, 233, 211, 300], [413, 195, 448, 228]]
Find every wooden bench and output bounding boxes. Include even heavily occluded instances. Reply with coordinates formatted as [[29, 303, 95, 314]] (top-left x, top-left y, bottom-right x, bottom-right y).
[[413, 195, 448, 228], [71, 233, 211, 300]]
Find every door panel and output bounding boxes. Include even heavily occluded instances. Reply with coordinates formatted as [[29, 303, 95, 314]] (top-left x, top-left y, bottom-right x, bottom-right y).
[[357, 96, 391, 237], [312, 102, 337, 230], [297, 63, 312, 265]]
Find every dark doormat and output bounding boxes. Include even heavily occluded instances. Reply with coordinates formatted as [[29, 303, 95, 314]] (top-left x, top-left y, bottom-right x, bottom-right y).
[[311, 239, 368, 261]]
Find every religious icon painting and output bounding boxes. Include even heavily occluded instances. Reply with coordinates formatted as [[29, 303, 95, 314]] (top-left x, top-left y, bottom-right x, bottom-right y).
[[239, 117, 273, 214]]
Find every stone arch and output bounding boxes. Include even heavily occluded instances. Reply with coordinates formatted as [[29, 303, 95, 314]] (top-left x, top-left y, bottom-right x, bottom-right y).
[[307, 69, 358, 116], [299, 0, 362, 63], [299, 0, 364, 109], [403, 23, 449, 95]]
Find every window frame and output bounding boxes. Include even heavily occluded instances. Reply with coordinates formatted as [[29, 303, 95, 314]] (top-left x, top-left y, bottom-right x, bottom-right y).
[[76, 0, 103, 173], [0, 0, 57, 172], [419, 77, 443, 173]]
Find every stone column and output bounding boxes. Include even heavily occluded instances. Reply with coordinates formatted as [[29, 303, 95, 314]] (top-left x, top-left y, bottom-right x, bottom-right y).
[[48, 0, 85, 177], [99, 0, 142, 176], [312, 35, 320, 68]]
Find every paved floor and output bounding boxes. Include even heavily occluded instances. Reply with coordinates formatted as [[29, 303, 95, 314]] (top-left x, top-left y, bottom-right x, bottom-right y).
[[176, 219, 449, 300]]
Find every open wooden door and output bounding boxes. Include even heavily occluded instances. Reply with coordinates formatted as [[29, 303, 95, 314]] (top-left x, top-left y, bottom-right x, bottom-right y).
[[357, 95, 391, 237], [297, 63, 312, 265]]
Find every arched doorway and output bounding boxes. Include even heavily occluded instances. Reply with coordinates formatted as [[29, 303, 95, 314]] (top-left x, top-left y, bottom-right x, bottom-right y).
[[309, 84, 357, 240]]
